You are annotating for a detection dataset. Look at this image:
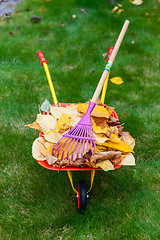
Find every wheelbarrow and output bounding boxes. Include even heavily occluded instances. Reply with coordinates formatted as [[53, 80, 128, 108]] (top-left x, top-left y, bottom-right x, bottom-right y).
[[36, 51, 123, 211]]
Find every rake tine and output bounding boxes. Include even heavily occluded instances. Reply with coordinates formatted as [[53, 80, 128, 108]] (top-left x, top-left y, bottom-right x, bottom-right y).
[[77, 139, 82, 159], [56, 138, 69, 158], [81, 139, 85, 158], [67, 138, 75, 160], [71, 139, 79, 162], [61, 138, 72, 160]]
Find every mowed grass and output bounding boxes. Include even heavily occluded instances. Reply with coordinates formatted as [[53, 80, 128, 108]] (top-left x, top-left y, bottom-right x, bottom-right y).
[[0, 0, 160, 239]]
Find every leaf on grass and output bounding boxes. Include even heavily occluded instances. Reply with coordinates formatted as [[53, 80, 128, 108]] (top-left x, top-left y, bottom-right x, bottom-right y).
[[120, 153, 135, 165], [40, 99, 51, 113], [112, 6, 118, 12], [40, 7, 44, 12], [72, 14, 77, 19], [25, 121, 41, 131], [9, 32, 14, 36], [32, 137, 46, 161], [110, 77, 124, 85], [77, 103, 109, 118], [131, 0, 143, 5], [102, 53, 107, 59], [96, 160, 114, 171], [90, 69, 95, 74], [36, 114, 57, 134], [117, 9, 124, 14], [80, 9, 86, 14]]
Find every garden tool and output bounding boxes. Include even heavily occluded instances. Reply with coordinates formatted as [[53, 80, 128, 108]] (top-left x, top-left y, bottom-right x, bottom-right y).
[[52, 20, 130, 162], [37, 51, 58, 105], [101, 47, 114, 104]]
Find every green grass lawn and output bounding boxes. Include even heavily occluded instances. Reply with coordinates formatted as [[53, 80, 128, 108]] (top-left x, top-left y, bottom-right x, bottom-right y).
[[0, 0, 160, 239]]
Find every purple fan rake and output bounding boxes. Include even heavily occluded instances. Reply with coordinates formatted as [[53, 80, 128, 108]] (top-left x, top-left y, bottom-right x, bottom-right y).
[[52, 20, 130, 161]]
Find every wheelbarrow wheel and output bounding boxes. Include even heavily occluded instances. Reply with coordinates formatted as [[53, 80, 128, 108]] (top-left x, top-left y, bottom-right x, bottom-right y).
[[77, 180, 87, 211]]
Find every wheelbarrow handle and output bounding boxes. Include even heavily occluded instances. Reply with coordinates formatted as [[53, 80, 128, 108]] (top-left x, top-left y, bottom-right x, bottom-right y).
[[37, 51, 48, 66], [106, 47, 114, 62]]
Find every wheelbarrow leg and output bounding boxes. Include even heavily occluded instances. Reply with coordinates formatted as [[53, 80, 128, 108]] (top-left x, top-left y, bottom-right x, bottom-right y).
[[87, 170, 96, 194], [67, 170, 79, 195], [67, 170, 96, 211]]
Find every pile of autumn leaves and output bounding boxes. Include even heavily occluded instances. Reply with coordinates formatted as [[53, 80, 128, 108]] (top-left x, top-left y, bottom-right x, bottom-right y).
[[26, 101, 135, 171]]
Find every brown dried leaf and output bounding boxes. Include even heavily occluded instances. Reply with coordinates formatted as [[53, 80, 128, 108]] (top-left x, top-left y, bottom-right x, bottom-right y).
[[92, 117, 107, 129], [102, 52, 107, 59], [90, 151, 121, 163]]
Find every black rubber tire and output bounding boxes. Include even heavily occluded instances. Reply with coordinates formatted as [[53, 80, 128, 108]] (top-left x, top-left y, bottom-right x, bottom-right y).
[[78, 180, 87, 211]]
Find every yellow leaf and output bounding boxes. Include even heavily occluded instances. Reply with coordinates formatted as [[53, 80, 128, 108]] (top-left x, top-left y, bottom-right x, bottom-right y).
[[109, 134, 120, 143], [40, 7, 44, 12], [77, 103, 109, 118], [56, 113, 72, 133], [25, 121, 41, 131], [103, 139, 133, 153], [117, 9, 124, 14], [112, 6, 118, 12], [110, 77, 124, 85]]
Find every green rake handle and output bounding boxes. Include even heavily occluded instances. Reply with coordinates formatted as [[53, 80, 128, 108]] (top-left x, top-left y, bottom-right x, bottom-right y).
[[92, 20, 129, 103]]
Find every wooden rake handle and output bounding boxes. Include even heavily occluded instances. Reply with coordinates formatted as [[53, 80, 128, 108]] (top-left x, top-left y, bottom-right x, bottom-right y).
[[91, 20, 130, 103]]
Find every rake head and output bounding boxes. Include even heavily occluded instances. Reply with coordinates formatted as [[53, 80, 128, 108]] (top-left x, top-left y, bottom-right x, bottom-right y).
[[52, 102, 97, 161]]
